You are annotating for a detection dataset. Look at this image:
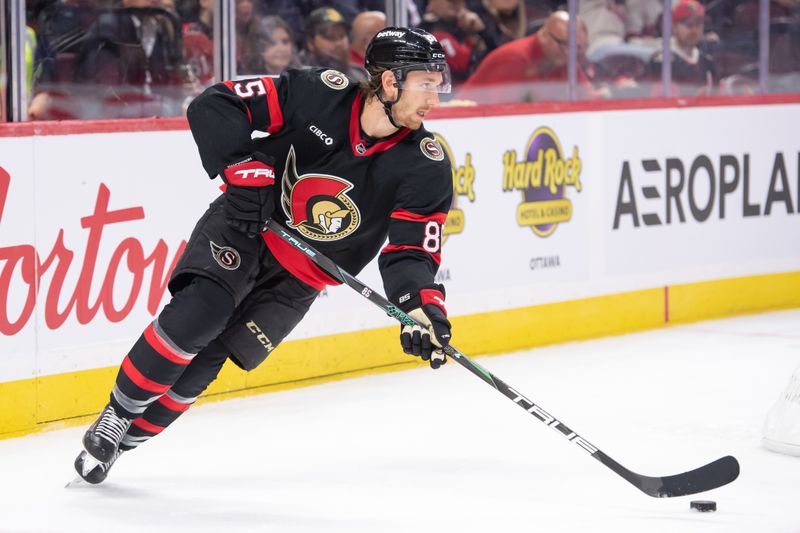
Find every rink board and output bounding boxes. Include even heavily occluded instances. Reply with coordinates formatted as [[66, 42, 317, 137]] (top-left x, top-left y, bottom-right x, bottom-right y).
[[1, 97, 799, 438]]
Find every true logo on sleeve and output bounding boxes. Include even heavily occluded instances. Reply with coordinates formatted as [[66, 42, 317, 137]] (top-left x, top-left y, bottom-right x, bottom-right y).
[[420, 137, 444, 161], [210, 241, 241, 270], [321, 70, 349, 90]]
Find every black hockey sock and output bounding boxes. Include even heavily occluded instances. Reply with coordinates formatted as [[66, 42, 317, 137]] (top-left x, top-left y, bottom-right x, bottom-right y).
[[110, 276, 235, 419], [120, 339, 229, 449]]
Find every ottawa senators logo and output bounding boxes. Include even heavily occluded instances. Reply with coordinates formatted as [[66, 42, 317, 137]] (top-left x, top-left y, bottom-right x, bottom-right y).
[[321, 69, 349, 90], [280, 146, 361, 241], [420, 137, 444, 161], [210, 241, 241, 270]]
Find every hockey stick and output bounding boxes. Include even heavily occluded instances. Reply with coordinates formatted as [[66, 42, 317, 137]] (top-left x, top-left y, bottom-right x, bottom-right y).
[[266, 220, 740, 498]]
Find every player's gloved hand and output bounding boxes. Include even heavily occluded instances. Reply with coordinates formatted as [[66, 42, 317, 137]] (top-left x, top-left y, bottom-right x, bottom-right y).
[[222, 152, 276, 238], [399, 284, 451, 369]]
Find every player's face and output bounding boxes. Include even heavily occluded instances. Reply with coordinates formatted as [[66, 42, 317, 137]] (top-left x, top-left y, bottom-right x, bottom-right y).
[[393, 70, 442, 130]]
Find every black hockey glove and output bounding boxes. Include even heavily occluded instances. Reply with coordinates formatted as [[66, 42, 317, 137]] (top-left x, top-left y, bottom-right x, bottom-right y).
[[222, 153, 276, 238], [399, 284, 451, 369]]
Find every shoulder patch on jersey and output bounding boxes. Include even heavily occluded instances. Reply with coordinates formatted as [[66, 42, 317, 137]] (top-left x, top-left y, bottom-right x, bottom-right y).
[[320, 70, 349, 90], [420, 137, 445, 161]]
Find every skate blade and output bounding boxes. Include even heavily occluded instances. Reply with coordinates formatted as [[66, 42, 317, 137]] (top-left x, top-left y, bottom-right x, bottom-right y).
[[65, 476, 86, 488], [66, 451, 102, 487]]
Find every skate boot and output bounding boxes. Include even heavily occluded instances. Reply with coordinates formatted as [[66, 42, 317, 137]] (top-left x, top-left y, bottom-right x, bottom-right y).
[[83, 404, 131, 462], [74, 449, 123, 484]]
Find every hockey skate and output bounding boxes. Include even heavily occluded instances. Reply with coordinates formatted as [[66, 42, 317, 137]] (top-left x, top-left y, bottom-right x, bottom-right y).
[[82, 404, 131, 462], [74, 449, 123, 484]]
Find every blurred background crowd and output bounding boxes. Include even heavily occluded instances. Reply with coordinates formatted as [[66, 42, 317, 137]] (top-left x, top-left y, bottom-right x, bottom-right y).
[[3, 0, 799, 120]]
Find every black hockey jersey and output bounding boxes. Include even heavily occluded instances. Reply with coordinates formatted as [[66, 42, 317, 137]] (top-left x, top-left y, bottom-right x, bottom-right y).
[[186, 67, 453, 307]]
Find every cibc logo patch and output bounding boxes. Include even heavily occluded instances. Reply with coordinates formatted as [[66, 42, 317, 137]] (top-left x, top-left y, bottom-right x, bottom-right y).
[[502, 127, 582, 237], [320, 70, 349, 90], [210, 241, 241, 270]]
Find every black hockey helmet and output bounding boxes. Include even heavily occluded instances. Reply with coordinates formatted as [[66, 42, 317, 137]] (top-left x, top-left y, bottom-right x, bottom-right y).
[[365, 27, 452, 94]]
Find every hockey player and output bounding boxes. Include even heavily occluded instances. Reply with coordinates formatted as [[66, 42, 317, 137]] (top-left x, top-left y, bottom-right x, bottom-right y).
[[73, 27, 455, 484]]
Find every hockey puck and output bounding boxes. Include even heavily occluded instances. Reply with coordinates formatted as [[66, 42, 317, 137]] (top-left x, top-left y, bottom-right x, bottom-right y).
[[690, 500, 717, 512]]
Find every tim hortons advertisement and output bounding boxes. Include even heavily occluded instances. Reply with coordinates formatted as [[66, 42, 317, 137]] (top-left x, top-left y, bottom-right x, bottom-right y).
[[0, 131, 219, 380], [0, 140, 37, 382]]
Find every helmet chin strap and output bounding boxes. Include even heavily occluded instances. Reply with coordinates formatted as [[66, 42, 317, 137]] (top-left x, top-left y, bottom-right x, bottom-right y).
[[377, 88, 404, 130]]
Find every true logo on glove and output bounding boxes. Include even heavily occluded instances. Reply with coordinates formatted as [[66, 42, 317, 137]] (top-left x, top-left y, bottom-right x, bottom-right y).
[[233, 167, 275, 181], [210, 241, 241, 270], [224, 158, 276, 187]]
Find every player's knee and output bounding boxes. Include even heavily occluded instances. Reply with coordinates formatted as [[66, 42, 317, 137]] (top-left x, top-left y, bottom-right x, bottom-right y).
[[157, 276, 237, 354]]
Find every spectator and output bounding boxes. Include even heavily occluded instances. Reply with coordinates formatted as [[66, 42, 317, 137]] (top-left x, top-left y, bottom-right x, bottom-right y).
[[624, 0, 662, 49], [524, 0, 560, 23], [469, 0, 527, 53], [579, 0, 627, 57], [457, 10, 595, 103], [242, 15, 301, 75], [307, 0, 386, 23], [67, 0, 188, 118], [646, 0, 715, 96], [235, 0, 260, 72], [767, 5, 800, 91], [420, 0, 492, 85], [73, 0, 184, 85], [256, 0, 308, 51], [183, 0, 213, 38], [349, 11, 386, 73], [182, 0, 214, 86], [299, 7, 362, 79]]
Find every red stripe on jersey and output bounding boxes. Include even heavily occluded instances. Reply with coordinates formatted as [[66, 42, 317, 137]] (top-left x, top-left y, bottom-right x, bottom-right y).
[[132, 417, 166, 434], [349, 94, 411, 157], [121, 356, 170, 394], [381, 244, 441, 265], [143, 324, 192, 366], [262, 231, 341, 290], [420, 288, 447, 316], [262, 77, 284, 134], [158, 395, 192, 413], [390, 209, 448, 224]]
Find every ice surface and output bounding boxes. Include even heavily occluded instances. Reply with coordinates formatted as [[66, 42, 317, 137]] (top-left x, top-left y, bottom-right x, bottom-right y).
[[1, 309, 799, 533]]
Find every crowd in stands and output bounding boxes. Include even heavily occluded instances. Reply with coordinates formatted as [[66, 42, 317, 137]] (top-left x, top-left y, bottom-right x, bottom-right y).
[[19, 0, 800, 120]]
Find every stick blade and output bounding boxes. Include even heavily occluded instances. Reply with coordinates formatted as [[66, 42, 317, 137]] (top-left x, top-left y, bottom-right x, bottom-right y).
[[644, 455, 740, 498]]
